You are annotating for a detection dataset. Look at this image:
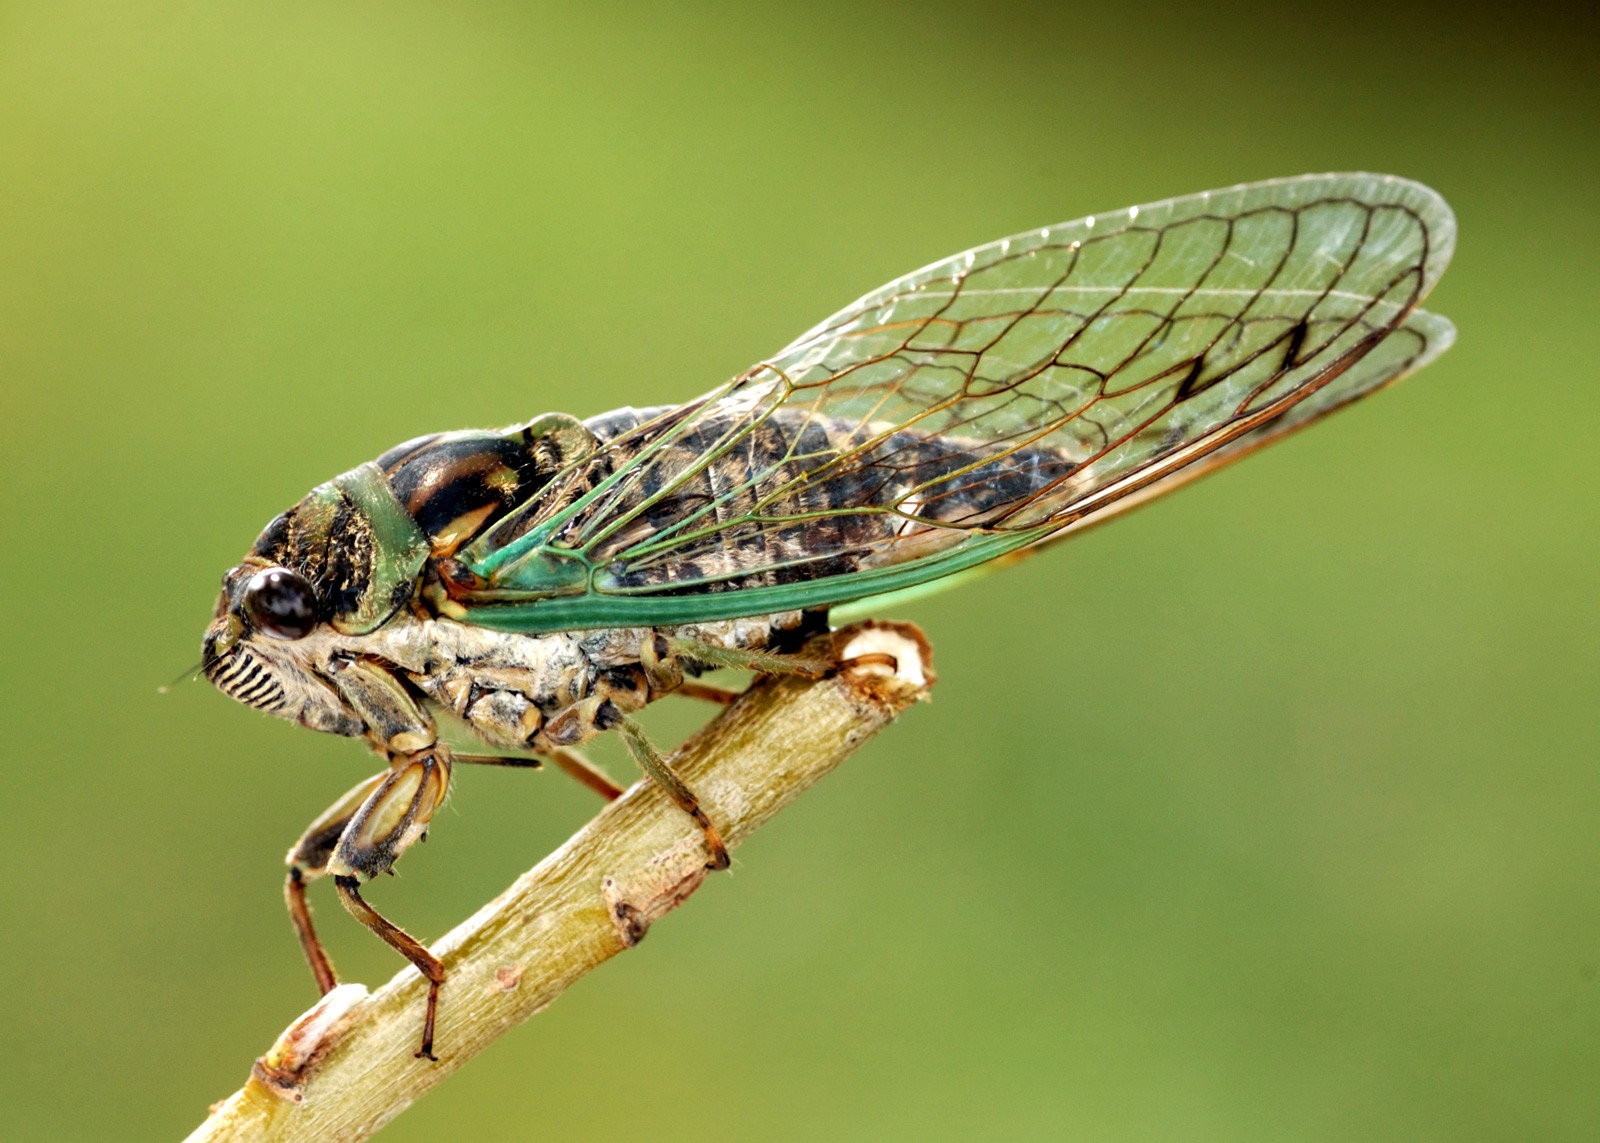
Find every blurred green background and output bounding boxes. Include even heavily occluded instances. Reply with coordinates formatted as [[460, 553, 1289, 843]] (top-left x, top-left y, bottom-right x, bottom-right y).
[[2, 1, 1596, 1139]]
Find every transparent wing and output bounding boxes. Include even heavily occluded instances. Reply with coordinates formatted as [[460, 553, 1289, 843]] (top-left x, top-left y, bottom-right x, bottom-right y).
[[460, 173, 1455, 631], [830, 305, 1455, 623]]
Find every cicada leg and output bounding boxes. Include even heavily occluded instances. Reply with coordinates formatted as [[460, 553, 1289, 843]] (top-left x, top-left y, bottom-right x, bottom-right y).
[[543, 746, 626, 801], [335, 876, 446, 1061], [614, 715, 730, 871], [535, 692, 729, 867], [610, 632, 896, 871], [662, 634, 897, 679], [322, 749, 453, 1060], [284, 769, 392, 996], [453, 746, 626, 802], [654, 634, 835, 680], [672, 680, 744, 706]]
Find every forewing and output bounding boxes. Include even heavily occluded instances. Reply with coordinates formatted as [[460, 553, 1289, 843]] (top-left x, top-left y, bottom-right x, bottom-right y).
[[831, 304, 1456, 622], [463, 173, 1454, 628]]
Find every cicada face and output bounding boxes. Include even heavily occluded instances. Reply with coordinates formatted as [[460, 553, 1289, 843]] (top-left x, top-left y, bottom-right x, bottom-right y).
[[203, 551, 367, 740]]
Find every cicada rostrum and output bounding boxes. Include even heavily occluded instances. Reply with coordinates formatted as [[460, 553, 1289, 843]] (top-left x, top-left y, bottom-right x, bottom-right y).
[[201, 173, 1455, 1059]]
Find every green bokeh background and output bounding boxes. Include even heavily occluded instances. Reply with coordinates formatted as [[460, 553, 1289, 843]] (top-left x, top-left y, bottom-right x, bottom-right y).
[[2, 2, 1596, 1139]]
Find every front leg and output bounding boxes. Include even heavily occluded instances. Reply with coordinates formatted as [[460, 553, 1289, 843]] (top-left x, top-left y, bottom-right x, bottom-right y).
[[337, 876, 446, 1061], [326, 748, 454, 1060], [297, 655, 456, 1058], [283, 770, 392, 995], [280, 749, 453, 1057]]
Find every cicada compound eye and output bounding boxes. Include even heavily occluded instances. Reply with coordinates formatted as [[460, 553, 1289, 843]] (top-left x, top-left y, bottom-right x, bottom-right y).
[[241, 566, 319, 640]]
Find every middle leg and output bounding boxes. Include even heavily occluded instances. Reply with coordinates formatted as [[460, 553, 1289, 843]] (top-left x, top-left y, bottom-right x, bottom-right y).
[[453, 746, 626, 801]]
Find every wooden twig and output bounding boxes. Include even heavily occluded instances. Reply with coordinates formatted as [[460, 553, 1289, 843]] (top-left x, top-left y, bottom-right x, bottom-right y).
[[186, 620, 935, 1142]]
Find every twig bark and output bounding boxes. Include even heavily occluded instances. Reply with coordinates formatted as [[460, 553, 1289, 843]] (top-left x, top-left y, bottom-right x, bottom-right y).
[[186, 620, 935, 1142]]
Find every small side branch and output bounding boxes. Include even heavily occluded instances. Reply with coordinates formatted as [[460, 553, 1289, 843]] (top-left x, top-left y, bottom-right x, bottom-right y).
[[187, 621, 934, 1142]]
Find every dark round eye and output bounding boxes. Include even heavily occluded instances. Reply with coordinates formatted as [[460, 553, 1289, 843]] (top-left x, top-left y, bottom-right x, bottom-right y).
[[242, 567, 318, 640]]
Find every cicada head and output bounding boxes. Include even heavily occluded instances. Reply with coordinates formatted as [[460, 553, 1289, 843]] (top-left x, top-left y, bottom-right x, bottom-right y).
[[200, 459, 436, 737]]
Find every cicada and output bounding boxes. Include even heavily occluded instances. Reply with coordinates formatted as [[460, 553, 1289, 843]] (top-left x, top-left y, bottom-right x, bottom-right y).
[[201, 173, 1454, 1059]]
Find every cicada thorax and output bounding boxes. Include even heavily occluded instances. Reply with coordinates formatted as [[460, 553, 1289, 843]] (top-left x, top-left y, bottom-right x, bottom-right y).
[[471, 404, 1079, 597], [376, 416, 602, 559], [241, 415, 607, 636]]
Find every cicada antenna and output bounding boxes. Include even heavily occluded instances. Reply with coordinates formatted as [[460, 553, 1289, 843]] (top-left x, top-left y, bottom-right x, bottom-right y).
[[158, 659, 206, 695]]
